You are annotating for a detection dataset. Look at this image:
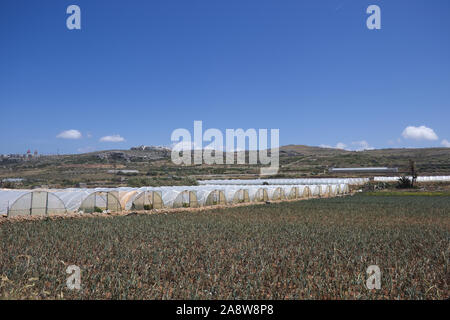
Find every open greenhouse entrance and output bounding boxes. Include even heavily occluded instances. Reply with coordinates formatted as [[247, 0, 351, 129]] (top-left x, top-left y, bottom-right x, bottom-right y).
[[253, 188, 269, 202], [286, 187, 298, 200], [234, 189, 250, 203], [320, 185, 331, 198], [270, 187, 286, 201], [205, 190, 226, 206], [80, 191, 122, 213], [132, 191, 163, 210], [173, 191, 198, 208], [300, 186, 311, 198]]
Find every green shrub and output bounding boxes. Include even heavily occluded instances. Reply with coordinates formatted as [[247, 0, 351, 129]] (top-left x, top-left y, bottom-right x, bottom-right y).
[[397, 176, 413, 189]]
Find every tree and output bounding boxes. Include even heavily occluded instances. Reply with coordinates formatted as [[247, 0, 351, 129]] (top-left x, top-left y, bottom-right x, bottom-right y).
[[409, 160, 417, 187]]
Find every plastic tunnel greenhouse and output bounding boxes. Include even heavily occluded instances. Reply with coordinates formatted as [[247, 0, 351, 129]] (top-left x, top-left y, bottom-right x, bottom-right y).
[[1, 181, 351, 218], [53, 189, 122, 213], [319, 185, 331, 197], [224, 188, 250, 204], [309, 185, 321, 197], [248, 187, 269, 202], [196, 189, 227, 206], [283, 186, 298, 199], [132, 189, 163, 210], [267, 186, 286, 201], [0, 190, 66, 217], [159, 187, 199, 208], [297, 185, 311, 198], [198, 178, 368, 186], [117, 188, 163, 211]]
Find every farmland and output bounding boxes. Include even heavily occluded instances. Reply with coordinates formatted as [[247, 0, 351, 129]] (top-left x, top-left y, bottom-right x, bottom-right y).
[[0, 194, 448, 300], [1, 145, 449, 189]]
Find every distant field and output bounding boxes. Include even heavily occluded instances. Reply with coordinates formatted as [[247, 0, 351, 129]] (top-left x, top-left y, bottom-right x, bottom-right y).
[[0, 195, 448, 299], [1, 145, 449, 188]]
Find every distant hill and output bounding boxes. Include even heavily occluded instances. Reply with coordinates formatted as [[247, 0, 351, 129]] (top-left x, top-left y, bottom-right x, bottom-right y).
[[1, 145, 448, 188], [280, 144, 450, 157], [280, 144, 350, 156], [278, 145, 450, 177]]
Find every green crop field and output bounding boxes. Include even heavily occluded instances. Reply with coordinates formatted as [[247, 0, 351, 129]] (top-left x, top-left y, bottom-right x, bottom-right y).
[[0, 195, 448, 300]]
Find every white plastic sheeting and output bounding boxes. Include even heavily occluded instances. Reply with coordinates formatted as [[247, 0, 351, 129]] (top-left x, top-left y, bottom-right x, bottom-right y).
[[330, 185, 339, 196], [374, 176, 450, 182], [319, 185, 331, 197], [0, 189, 66, 217], [158, 187, 199, 208], [116, 187, 163, 211], [224, 187, 250, 204], [283, 186, 298, 199], [297, 185, 311, 198], [132, 189, 163, 210], [309, 185, 321, 196], [1, 182, 350, 217], [247, 186, 269, 202], [195, 188, 226, 206], [198, 178, 368, 186], [53, 189, 121, 213], [339, 184, 349, 194], [266, 186, 286, 201]]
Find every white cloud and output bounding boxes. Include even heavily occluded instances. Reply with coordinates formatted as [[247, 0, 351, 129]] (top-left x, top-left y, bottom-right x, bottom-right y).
[[402, 125, 438, 141], [441, 139, 450, 148], [56, 129, 82, 139], [99, 135, 125, 142], [351, 140, 374, 151]]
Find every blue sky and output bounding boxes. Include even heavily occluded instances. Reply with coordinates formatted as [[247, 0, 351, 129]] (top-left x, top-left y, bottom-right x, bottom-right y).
[[1, 0, 449, 154]]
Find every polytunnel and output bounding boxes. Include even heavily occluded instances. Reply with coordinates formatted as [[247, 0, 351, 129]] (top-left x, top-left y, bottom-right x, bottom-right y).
[[198, 178, 369, 186], [196, 189, 227, 206], [0, 190, 66, 217], [53, 189, 122, 213], [309, 185, 320, 197], [330, 184, 339, 196], [319, 185, 331, 197], [248, 186, 269, 202], [339, 184, 349, 194], [132, 189, 163, 210], [283, 186, 298, 199], [226, 188, 250, 204], [297, 185, 311, 198], [159, 187, 198, 208], [267, 186, 286, 201], [81, 191, 122, 213], [117, 188, 164, 211]]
